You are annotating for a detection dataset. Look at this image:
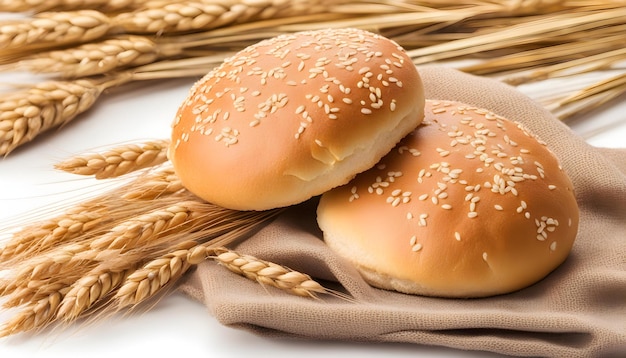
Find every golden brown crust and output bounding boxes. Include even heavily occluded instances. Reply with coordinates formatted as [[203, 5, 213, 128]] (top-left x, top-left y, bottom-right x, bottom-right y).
[[169, 28, 424, 210], [317, 99, 579, 297]]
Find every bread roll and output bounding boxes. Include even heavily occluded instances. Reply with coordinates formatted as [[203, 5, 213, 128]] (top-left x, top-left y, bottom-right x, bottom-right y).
[[317, 99, 579, 297], [169, 28, 424, 210]]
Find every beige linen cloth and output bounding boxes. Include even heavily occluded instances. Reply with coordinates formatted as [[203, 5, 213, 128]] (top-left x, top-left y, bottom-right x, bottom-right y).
[[179, 66, 626, 357]]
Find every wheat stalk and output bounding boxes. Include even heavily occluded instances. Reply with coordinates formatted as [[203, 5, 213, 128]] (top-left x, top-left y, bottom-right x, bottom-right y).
[[498, 46, 626, 86], [54, 139, 170, 179], [545, 72, 626, 120], [407, 8, 626, 65]]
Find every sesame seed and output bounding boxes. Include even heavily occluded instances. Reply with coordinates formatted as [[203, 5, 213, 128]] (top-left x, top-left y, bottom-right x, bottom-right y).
[[454, 232, 461, 241], [482, 252, 488, 261], [468, 212, 478, 218], [550, 242, 557, 251], [361, 108, 372, 115], [441, 204, 452, 210], [412, 243, 423, 252], [419, 214, 427, 227]]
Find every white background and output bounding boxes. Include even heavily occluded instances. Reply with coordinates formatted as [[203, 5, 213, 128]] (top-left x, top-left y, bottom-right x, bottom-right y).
[[0, 67, 625, 357]]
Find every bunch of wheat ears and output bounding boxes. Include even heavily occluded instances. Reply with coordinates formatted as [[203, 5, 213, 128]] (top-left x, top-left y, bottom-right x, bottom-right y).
[[1, 0, 625, 337]]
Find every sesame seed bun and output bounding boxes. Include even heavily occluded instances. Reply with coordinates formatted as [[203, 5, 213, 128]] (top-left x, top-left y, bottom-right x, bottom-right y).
[[169, 28, 424, 210], [317, 99, 579, 298]]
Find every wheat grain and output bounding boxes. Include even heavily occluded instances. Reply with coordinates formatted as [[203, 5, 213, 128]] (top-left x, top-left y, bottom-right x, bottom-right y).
[[0, 10, 112, 52], [55, 139, 170, 179], [0, 78, 119, 156]]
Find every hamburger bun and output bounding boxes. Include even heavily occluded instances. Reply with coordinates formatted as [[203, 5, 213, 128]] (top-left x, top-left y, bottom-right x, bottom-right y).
[[169, 28, 424, 210], [317, 99, 579, 297]]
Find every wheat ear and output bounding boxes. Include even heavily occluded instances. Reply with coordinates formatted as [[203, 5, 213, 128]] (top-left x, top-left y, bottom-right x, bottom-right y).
[[3, 35, 175, 77], [210, 247, 327, 298], [0, 291, 65, 338], [1, 278, 75, 309], [0, 77, 125, 156], [0, 191, 191, 266], [0, 204, 110, 265], [56, 269, 129, 321], [111, 0, 338, 34], [0, 10, 112, 53], [0, 0, 137, 13], [9, 243, 101, 283], [113, 241, 197, 308], [120, 165, 184, 200], [54, 139, 170, 179], [87, 200, 222, 251]]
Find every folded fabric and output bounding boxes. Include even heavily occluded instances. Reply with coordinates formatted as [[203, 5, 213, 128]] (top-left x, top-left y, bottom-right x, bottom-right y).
[[179, 66, 626, 357]]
